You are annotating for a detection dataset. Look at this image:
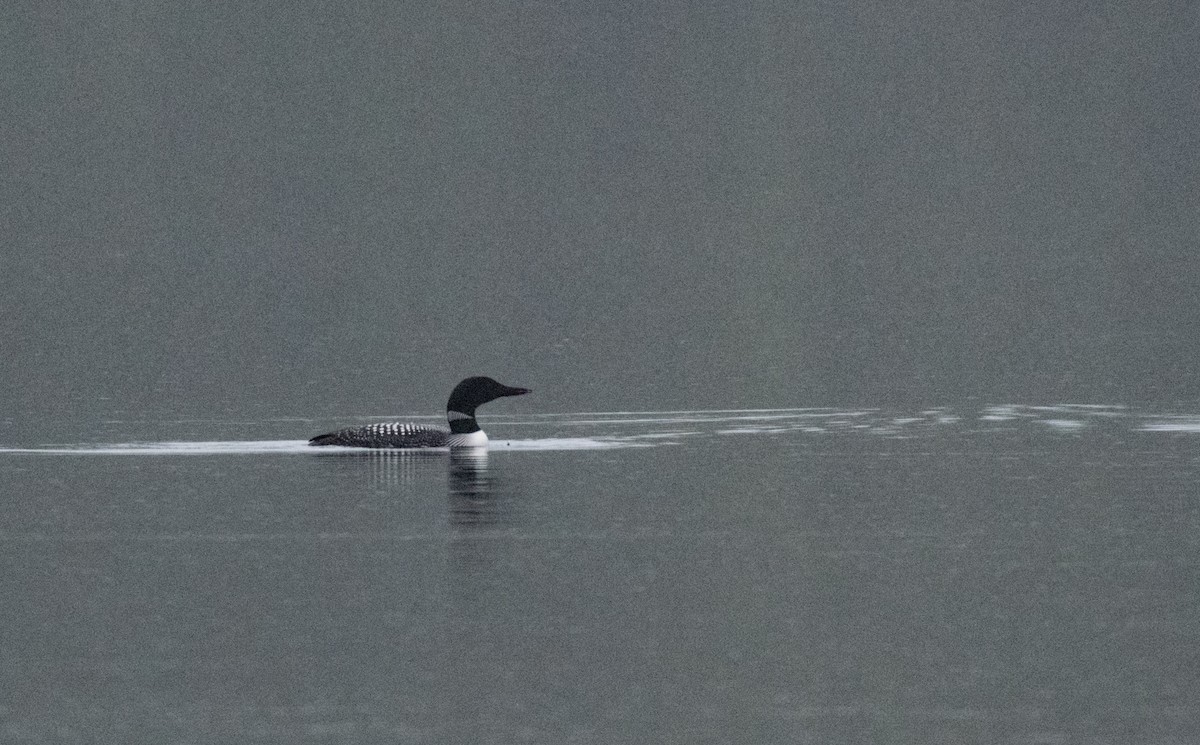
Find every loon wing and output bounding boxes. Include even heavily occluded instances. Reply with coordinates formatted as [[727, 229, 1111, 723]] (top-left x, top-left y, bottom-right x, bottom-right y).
[[308, 422, 450, 448]]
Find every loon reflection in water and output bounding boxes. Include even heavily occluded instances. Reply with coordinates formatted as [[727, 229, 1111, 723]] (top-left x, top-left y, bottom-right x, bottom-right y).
[[319, 448, 501, 508], [308, 376, 530, 449]]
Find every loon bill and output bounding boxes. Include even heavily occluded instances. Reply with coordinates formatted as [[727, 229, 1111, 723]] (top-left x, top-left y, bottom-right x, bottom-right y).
[[308, 376, 530, 449]]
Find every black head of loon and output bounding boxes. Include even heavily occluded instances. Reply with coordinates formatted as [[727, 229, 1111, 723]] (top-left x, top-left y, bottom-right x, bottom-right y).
[[446, 376, 531, 417], [446, 377, 531, 434]]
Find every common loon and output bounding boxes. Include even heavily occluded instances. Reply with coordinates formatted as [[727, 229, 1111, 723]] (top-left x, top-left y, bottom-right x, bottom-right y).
[[308, 376, 530, 449]]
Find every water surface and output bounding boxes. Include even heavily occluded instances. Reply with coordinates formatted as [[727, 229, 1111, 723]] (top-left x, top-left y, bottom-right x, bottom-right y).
[[1, 405, 1197, 743]]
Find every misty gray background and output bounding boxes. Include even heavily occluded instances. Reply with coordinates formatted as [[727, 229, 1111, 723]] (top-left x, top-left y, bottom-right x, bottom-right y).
[[4, 1, 1198, 426], [3, 5, 1200, 741]]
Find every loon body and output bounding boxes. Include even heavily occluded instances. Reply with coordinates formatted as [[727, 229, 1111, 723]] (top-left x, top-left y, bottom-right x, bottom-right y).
[[308, 376, 530, 449]]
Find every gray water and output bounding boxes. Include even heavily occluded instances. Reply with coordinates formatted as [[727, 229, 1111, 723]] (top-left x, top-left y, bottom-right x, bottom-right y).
[[2, 406, 1197, 743], [4, 2, 1199, 416], [4, 2, 1199, 742]]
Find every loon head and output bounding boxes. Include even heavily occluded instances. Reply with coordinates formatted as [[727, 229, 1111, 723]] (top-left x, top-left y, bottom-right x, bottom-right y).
[[445, 376, 530, 419]]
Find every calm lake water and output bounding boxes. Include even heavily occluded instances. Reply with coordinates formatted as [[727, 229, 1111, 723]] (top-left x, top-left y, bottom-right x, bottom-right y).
[[1, 405, 1198, 743]]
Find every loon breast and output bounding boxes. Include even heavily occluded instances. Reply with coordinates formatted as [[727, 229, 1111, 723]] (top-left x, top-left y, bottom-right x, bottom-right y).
[[447, 429, 488, 448], [308, 422, 450, 448]]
